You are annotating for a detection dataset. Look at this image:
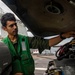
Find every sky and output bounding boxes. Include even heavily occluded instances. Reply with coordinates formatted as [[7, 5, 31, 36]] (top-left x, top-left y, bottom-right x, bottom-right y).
[[0, 0, 73, 45], [0, 0, 19, 19], [0, 0, 14, 13]]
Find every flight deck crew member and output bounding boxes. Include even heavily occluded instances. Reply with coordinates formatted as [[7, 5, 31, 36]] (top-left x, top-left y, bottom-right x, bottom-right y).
[[1, 13, 75, 75]]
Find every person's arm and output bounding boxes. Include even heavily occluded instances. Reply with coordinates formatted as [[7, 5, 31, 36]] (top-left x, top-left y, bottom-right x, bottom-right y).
[[28, 31, 75, 53], [28, 37, 49, 53], [49, 35, 62, 46], [49, 31, 75, 46]]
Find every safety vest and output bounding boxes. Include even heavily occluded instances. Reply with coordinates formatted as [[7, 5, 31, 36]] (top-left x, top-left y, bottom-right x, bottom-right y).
[[2, 34, 35, 75]]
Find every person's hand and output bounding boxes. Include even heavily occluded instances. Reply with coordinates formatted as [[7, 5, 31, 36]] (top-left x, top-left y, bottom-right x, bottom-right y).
[[61, 31, 75, 38]]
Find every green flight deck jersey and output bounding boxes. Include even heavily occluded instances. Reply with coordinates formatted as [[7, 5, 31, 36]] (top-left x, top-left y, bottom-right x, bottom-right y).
[[2, 34, 49, 75]]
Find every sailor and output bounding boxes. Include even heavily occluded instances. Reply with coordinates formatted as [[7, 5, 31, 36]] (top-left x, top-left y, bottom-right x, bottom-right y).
[[1, 13, 75, 75]]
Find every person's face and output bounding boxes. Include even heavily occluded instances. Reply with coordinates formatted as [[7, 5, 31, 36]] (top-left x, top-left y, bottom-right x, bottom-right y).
[[3, 20, 18, 36]]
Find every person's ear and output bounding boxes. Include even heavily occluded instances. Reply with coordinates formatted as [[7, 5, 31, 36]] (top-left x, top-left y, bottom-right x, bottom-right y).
[[2, 26, 7, 31]]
